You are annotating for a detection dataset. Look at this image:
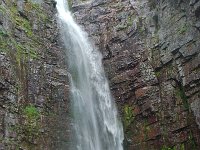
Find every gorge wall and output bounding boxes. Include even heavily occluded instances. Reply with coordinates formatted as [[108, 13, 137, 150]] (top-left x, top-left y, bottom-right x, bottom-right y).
[[72, 0, 200, 149], [0, 0, 200, 149], [0, 0, 70, 149]]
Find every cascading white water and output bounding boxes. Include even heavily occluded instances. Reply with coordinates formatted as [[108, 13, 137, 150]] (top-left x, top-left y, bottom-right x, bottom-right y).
[[55, 0, 124, 149]]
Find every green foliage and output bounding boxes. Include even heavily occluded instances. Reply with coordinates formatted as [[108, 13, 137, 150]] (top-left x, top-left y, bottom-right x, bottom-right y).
[[22, 105, 40, 141], [161, 145, 176, 150], [16, 16, 33, 37], [68, 0, 73, 9], [116, 23, 128, 30], [180, 143, 185, 150], [188, 131, 197, 149], [8, 0, 47, 38], [0, 5, 6, 13], [116, 15, 134, 31], [144, 119, 150, 140], [28, 1, 48, 21], [123, 105, 134, 130], [0, 0, 46, 56], [11, 105, 41, 145], [137, 17, 145, 34], [161, 134, 196, 150], [0, 29, 10, 52], [23, 105, 40, 120], [175, 85, 189, 110], [12, 40, 39, 62], [161, 143, 185, 150], [127, 16, 133, 27], [8, 3, 33, 37], [178, 24, 187, 34], [155, 70, 161, 78], [0, 29, 8, 37]]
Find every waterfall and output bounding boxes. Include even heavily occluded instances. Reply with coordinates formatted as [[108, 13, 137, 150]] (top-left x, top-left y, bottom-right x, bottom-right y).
[[55, 0, 124, 149]]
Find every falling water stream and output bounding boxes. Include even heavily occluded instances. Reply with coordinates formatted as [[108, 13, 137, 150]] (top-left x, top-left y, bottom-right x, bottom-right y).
[[55, 0, 124, 149]]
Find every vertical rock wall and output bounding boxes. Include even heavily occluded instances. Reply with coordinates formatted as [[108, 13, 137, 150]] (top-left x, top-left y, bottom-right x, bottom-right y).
[[73, 0, 200, 149], [0, 0, 200, 149], [0, 0, 70, 149]]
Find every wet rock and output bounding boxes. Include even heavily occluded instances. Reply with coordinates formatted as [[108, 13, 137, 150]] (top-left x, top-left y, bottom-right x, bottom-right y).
[[191, 99, 200, 128], [73, 0, 200, 149], [0, 0, 70, 149], [194, 1, 200, 17]]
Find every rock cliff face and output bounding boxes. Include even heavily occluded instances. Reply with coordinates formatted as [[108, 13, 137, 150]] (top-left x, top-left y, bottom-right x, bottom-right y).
[[72, 0, 200, 149], [0, 0, 200, 149], [0, 0, 70, 149]]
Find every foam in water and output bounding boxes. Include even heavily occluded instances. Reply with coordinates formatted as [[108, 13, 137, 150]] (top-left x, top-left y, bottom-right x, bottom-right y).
[[55, 0, 124, 149]]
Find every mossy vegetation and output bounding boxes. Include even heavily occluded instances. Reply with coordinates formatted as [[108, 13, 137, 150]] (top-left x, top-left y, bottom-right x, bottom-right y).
[[23, 105, 40, 120], [116, 23, 128, 30], [0, 29, 8, 37], [178, 24, 187, 34], [155, 70, 161, 78], [0, 1, 47, 147], [188, 131, 197, 150], [175, 84, 189, 110], [0, 29, 10, 52], [8, 105, 41, 148], [0, 5, 6, 13], [68, 0, 73, 9], [161, 146, 176, 150], [123, 105, 134, 130], [161, 140, 197, 150], [161, 143, 185, 150], [116, 14, 135, 31], [21, 105, 40, 142], [137, 17, 146, 34], [143, 119, 150, 140], [0, 0, 45, 53]]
